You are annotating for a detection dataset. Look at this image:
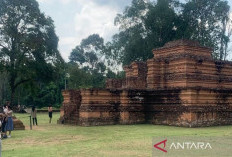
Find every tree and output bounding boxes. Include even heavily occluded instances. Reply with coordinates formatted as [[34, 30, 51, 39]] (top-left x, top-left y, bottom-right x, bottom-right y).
[[68, 34, 107, 88], [111, 0, 151, 66], [68, 34, 124, 89], [0, 0, 63, 105], [0, 71, 10, 104], [223, 18, 232, 60], [105, 0, 182, 66], [182, 0, 231, 59], [104, 0, 231, 65], [69, 34, 106, 73], [216, 1, 231, 60], [66, 63, 93, 89]]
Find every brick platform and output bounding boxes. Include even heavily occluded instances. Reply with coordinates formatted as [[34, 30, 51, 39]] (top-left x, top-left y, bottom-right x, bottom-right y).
[[59, 39, 232, 127]]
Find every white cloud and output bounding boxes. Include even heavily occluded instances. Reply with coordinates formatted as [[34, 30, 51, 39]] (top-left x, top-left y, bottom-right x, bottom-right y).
[[37, 0, 54, 4], [58, 1, 120, 61], [60, 37, 78, 47], [59, 37, 79, 61], [37, 0, 75, 4], [53, 0, 121, 61], [38, 0, 127, 61], [60, 0, 74, 4], [74, 1, 119, 43]]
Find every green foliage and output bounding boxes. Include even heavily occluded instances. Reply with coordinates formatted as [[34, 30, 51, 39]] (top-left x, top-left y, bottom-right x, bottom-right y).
[[105, 0, 183, 66], [12, 60, 66, 108], [2, 0, 231, 107], [0, 0, 63, 105], [34, 82, 63, 108], [145, 0, 181, 46], [69, 34, 106, 72], [66, 63, 93, 89], [66, 62, 107, 89], [14, 80, 64, 108], [182, 0, 231, 59], [0, 71, 10, 105], [68, 34, 123, 89], [103, 0, 231, 66]]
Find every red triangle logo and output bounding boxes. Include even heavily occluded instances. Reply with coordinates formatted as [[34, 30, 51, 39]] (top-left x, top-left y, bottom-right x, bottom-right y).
[[154, 139, 167, 153]]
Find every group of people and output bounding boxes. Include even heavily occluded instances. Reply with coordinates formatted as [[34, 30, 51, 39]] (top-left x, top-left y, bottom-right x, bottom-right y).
[[0, 105, 14, 139], [0, 104, 53, 139], [30, 105, 53, 125]]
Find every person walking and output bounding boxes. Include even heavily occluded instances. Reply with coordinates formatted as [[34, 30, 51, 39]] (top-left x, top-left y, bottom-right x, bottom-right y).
[[48, 105, 53, 123], [31, 106, 38, 125], [5, 106, 14, 138]]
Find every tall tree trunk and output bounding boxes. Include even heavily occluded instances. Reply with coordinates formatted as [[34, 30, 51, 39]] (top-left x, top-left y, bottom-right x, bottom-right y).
[[224, 42, 228, 61], [10, 87, 16, 106], [9, 71, 17, 106], [220, 17, 226, 60]]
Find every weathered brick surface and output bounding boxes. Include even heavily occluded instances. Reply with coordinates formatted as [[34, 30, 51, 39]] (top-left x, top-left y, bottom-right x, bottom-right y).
[[106, 79, 123, 89], [13, 116, 25, 130], [58, 90, 82, 125], [60, 39, 232, 127]]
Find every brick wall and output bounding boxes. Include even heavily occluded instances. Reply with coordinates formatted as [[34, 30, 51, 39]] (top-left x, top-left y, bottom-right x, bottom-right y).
[[60, 39, 232, 127]]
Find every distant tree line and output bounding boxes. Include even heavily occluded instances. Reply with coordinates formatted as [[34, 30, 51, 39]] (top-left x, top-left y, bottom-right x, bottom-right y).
[[0, 0, 231, 108]]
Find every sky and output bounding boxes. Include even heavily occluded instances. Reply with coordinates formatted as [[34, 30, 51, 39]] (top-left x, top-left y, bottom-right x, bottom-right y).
[[37, 0, 132, 61], [37, 0, 232, 61]]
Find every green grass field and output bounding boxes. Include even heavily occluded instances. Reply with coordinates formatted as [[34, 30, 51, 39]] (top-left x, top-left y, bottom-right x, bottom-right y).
[[2, 113, 232, 157]]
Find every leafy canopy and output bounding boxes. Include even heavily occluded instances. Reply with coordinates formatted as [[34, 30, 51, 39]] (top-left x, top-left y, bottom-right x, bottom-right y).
[[0, 0, 63, 104], [103, 0, 231, 66]]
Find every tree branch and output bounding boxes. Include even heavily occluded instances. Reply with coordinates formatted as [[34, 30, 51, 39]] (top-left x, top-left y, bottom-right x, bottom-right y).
[[0, 43, 7, 49], [14, 78, 31, 89]]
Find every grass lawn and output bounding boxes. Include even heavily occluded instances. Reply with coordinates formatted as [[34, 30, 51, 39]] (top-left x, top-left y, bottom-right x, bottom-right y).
[[2, 113, 232, 157]]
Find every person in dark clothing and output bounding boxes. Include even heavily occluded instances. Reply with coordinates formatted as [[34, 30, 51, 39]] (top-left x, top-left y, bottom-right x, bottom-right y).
[[0, 113, 7, 139], [48, 105, 53, 123], [1, 105, 8, 138]]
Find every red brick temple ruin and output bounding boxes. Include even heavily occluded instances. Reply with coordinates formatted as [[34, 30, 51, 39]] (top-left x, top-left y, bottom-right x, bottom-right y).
[[59, 39, 232, 127]]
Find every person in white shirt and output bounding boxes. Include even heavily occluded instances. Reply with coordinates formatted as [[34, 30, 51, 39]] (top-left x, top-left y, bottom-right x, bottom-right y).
[[3, 105, 8, 114]]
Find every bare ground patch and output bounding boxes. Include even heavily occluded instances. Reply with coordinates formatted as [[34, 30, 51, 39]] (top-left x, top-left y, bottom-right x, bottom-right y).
[[3, 134, 89, 150]]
